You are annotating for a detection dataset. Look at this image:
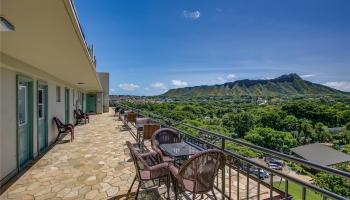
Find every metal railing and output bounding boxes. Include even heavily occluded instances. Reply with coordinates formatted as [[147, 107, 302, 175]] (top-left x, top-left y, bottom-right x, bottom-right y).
[[116, 104, 350, 200]]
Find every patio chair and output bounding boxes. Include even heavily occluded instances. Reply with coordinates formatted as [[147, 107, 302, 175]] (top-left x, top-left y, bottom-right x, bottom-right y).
[[118, 108, 125, 121], [126, 141, 170, 199], [169, 149, 225, 200], [53, 117, 74, 142], [126, 111, 138, 125], [140, 124, 161, 150], [74, 110, 88, 125], [78, 109, 90, 123], [151, 128, 180, 162], [135, 118, 152, 142]]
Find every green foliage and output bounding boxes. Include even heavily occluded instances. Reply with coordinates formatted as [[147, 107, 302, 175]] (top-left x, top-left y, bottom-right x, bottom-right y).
[[314, 122, 332, 143], [343, 144, 350, 155], [244, 127, 297, 152], [314, 172, 350, 198], [225, 142, 262, 158], [282, 115, 299, 131], [222, 112, 254, 137]]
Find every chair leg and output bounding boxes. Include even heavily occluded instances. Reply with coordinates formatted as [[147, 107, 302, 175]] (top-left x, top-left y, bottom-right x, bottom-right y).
[[166, 175, 170, 199], [135, 180, 141, 199], [171, 176, 178, 200], [127, 176, 137, 199], [211, 189, 217, 200]]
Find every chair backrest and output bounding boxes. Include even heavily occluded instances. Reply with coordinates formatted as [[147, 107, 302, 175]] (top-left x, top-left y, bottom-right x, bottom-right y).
[[127, 112, 138, 123], [151, 128, 180, 147], [126, 141, 150, 178], [78, 109, 84, 115], [143, 124, 161, 140], [53, 117, 64, 128], [177, 149, 225, 193]]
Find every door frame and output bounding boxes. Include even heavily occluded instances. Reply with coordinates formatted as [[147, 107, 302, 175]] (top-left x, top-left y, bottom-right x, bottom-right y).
[[16, 75, 34, 169], [36, 80, 48, 154], [65, 88, 70, 123], [86, 93, 97, 114]]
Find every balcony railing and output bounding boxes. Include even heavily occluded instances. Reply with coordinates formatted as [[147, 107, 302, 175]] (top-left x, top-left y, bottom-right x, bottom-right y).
[[116, 103, 350, 200]]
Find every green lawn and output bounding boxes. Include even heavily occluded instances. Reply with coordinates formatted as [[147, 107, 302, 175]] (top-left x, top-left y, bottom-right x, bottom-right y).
[[273, 181, 323, 200]]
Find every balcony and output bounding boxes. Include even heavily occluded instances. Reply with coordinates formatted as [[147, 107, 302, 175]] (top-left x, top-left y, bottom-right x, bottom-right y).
[[0, 108, 349, 200]]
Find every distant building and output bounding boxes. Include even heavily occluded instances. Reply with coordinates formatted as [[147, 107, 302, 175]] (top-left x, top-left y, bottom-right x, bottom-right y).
[[290, 143, 350, 166]]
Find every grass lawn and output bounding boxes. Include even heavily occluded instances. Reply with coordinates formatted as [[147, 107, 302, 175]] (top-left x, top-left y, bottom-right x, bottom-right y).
[[273, 181, 323, 200]]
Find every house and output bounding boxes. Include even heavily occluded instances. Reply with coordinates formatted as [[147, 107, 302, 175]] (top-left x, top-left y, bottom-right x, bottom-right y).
[[290, 143, 350, 166], [0, 0, 109, 187]]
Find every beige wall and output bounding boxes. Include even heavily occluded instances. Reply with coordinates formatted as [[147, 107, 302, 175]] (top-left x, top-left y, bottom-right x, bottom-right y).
[[97, 72, 109, 113], [0, 68, 17, 182], [0, 56, 88, 182]]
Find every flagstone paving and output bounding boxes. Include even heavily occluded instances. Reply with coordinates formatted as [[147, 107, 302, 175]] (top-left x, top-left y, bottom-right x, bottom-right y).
[[0, 109, 278, 200], [0, 110, 146, 200]]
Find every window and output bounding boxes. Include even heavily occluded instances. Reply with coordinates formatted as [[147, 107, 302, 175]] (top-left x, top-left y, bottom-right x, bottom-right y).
[[38, 89, 44, 119], [56, 86, 61, 102], [18, 85, 27, 125]]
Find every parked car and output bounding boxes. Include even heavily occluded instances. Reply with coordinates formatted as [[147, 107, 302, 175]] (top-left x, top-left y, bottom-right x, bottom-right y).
[[250, 168, 270, 179], [268, 163, 283, 170], [265, 156, 284, 166]]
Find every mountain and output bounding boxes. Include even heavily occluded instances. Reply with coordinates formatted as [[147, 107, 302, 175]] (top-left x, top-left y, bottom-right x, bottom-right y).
[[162, 74, 348, 97]]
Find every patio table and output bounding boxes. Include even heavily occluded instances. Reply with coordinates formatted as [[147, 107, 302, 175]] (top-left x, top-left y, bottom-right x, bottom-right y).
[[159, 142, 200, 165]]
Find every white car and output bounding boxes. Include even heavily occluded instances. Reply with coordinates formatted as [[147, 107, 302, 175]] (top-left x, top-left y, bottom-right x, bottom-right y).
[[268, 163, 283, 170]]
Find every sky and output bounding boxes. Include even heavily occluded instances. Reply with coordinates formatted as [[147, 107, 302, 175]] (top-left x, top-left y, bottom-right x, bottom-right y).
[[75, 0, 350, 95]]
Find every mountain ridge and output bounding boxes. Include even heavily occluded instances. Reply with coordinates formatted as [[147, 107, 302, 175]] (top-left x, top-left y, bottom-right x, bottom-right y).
[[162, 74, 349, 97]]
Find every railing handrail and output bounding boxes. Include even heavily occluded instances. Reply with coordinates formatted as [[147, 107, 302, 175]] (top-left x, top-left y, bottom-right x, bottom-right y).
[[116, 103, 350, 200], [116, 103, 350, 180]]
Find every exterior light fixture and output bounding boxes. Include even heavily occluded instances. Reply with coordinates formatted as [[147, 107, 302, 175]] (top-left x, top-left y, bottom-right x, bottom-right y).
[[77, 82, 85, 85], [0, 16, 15, 32]]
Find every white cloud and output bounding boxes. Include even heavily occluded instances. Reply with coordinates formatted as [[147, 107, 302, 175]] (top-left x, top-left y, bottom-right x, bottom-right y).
[[172, 80, 188, 88], [109, 88, 115, 92], [324, 81, 350, 92], [301, 74, 315, 78], [183, 10, 201, 20], [151, 82, 167, 90], [216, 74, 236, 83], [118, 83, 139, 91], [226, 74, 236, 81]]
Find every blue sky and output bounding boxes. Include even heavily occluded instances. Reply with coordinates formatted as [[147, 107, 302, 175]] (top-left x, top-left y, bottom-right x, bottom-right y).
[[75, 0, 350, 95]]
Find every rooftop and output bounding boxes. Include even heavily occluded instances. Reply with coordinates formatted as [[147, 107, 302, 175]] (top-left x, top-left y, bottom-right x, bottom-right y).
[[291, 143, 350, 166]]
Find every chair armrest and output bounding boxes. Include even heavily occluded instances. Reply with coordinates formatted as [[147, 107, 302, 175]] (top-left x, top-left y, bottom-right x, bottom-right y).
[[149, 162, 169, 171], [140, 151, 157, 158], [169, 163, 179, 177]]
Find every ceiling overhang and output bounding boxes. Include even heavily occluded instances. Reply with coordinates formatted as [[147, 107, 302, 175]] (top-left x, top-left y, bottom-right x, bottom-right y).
[[1, 0, 102, 92]]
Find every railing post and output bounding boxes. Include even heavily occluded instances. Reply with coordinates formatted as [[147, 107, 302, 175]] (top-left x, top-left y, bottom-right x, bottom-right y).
[[221, 138, 225, 199]]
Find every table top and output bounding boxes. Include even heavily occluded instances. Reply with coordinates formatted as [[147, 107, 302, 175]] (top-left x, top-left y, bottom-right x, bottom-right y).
[[159, 142, 200, 157]]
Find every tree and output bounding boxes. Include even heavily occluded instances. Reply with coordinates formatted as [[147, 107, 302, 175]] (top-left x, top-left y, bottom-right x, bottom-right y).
[[314, 122, 332, 143], [258, 110, 283, 130], [244, 127, 297, 152], [343, 144, 350, 155], [297, 119, 314, 144], [282, 115, 299, 131], [222, 112, 254, 137]]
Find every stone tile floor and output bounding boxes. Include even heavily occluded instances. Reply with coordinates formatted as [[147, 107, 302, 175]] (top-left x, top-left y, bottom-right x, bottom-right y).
[[0, 109, 278, 200]]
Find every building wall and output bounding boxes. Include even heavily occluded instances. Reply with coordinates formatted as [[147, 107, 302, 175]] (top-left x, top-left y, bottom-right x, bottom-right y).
[[0, 68, 18, 183], [97, 72, 109, 113], [0, 54, 88, 183], [96, 92, 103, 114]]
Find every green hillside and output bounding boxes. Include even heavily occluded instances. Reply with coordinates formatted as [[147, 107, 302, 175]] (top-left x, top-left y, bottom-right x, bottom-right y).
[[162, 74, 348, 97]]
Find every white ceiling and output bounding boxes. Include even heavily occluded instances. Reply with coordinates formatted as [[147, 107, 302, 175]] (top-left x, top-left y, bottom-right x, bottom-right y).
[[1, 0, 102, 91]]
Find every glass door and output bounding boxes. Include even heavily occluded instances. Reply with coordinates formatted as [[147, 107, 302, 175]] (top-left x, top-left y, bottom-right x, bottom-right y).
[[37, 83, 48, 152], [17, 76, 33, 167]]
